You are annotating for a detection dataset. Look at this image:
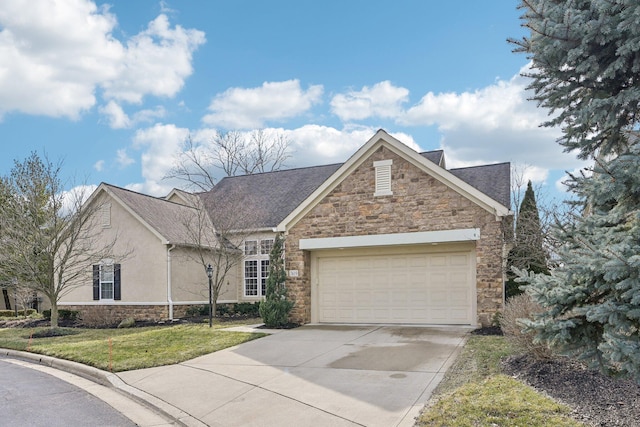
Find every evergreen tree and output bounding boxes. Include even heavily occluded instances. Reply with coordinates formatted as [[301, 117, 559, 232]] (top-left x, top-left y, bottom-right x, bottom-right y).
[[506, 181, 548, 298], [511, 0, 640, 379], [258, 233, 294, 328]]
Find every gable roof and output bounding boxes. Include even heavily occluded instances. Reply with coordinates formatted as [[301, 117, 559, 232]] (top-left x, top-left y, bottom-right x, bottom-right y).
[[202, 132, 511, 231], [277, 130, 512, 232], [420, 150, 445, 167], [450, 163, 511, 208], [89, 183, 218, 247], [203, 163, 342, 230]]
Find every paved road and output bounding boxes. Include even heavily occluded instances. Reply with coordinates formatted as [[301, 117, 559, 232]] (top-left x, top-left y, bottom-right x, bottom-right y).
[[0, 358, 136, 427]]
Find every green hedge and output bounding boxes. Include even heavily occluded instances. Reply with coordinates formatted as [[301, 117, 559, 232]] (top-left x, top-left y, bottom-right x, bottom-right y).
[[42, 309, 80, 321], [0, 309, 36, 317]]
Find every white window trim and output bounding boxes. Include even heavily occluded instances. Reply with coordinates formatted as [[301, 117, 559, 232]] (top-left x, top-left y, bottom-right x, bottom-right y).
[[100, 263, 115, 301], [243, 238, 273, 297], [374, 159, 393, 197]]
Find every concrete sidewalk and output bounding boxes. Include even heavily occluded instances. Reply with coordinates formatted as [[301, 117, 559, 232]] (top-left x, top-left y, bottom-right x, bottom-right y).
[[117, 325, 469, 427]]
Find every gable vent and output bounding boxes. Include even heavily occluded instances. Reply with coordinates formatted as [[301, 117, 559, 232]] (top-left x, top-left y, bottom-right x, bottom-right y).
[[374, 159, 393, 196], [101, 203, 111, 227]]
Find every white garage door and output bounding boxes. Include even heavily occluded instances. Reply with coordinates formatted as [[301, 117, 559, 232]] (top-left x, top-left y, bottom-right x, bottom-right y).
[[316, 249, 473, 324]]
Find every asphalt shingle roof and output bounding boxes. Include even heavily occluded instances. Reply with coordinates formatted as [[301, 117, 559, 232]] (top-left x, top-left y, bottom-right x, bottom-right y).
[[202, 163, 342, 230], [203, 150, 510, 230], [450, 162, 511, 208], [105, 184, 218, 246]]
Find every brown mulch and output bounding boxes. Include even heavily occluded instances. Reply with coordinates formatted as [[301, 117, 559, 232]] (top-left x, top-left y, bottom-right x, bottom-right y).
[[502, 354, 640, 426]]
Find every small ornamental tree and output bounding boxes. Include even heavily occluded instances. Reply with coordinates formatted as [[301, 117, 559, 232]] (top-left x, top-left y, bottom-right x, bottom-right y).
[[506, 181, 549, 298], [259, 233, 293, 328]]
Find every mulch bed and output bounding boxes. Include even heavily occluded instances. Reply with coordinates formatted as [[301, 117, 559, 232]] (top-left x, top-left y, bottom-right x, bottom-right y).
[[503, 354, 640, 426]]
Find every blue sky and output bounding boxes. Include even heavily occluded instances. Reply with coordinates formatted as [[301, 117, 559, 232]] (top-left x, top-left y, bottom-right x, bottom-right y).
[[0, 0, 585, 205]]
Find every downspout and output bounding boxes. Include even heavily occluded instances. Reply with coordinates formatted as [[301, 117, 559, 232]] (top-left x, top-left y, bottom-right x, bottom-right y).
[[167, 244, 176, 321]]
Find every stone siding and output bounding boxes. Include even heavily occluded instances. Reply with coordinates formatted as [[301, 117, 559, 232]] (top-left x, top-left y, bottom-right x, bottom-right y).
[[285, 146, 508, 326], [58, 304, 202, 322]]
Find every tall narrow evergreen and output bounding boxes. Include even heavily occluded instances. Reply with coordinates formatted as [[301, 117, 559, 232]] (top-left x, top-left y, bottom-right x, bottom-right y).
[[511, 0, 640, 379], [259, 233, 294, 328], [506, 181, 548, 298]]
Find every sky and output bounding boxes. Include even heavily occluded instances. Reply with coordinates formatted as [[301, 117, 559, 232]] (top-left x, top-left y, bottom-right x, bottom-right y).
[[0, 0, 586, 207]]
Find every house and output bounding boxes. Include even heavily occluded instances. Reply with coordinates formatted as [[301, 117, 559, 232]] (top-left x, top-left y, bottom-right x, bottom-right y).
[[59, 130, 512, 326]]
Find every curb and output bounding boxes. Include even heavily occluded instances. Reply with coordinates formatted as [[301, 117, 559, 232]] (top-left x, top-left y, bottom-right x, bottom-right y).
[[1, 348, 205, 427]]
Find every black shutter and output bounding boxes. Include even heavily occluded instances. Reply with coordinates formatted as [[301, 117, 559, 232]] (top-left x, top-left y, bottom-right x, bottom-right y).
[[114, 264, 121, 301], [92, 265, 100, 300]]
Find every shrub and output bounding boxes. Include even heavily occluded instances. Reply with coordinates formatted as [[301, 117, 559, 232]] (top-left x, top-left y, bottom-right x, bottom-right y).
[[117, 317, 136, 328], [185, 305, 209, 317], [42, 309, 80, 321], [0, 309, 37, 318], [79, 307, 119, 328], [216, 304, 230, 316], [259, 234, 294, 328], [235, 302, 260, 316], [501, 293, 552, 360]]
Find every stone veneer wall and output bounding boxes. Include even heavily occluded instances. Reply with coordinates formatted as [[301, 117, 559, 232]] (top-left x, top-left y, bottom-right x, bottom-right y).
[[284, 146, 508, 326], [59, 304, 210, 323]]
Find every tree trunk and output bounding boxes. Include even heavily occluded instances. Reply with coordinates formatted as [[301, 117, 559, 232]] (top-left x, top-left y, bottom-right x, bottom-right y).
[[2, 289, 10, 310], [50, 302, 59, 328]]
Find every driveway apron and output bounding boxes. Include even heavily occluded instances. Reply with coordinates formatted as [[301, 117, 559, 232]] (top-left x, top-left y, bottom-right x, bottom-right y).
[[116, 325, 468, 427]]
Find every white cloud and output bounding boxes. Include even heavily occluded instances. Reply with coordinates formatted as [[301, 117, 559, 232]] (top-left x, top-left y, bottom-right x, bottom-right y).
[[132, 123, 190, 195], [283, 125, 419, 167], [100, 101, 131, 129], [60, 184, 98, 215], [394, 65, 584, 176], [202, 80, 323, 129], [0, 1, 204, 120], [99, 101, 166, 129], [116, 149, 135, 168], [102, 14, 205, 103], [330, 81, 409, 121], [0, 0, 122, 119], [94, 160, 105, 172]]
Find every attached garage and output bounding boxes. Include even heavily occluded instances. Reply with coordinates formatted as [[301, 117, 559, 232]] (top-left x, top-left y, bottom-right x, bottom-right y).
[[304, 235, 478, 325]]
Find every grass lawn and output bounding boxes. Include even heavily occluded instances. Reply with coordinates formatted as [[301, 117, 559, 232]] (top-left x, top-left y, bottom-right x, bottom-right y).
[[417, 335, 584, 427], [0, 320, 266, 372]]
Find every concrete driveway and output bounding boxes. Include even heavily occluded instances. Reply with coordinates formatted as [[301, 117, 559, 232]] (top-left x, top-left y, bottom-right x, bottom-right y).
[[117, 325, 468, 427]]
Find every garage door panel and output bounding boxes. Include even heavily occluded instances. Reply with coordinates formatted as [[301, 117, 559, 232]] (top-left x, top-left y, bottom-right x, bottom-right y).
[[317, 250, 473, 325]]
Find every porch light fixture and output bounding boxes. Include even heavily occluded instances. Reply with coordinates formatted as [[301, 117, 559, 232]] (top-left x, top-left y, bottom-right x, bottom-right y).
[[206, 264, 214, 328]]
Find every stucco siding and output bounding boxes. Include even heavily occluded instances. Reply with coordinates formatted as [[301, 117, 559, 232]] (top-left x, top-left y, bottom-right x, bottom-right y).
[[60, 192, 168, 304]]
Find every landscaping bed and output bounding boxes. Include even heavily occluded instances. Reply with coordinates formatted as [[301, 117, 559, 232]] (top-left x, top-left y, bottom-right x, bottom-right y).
[[419, 328, 640, 427], [503, 354, 640, 427]]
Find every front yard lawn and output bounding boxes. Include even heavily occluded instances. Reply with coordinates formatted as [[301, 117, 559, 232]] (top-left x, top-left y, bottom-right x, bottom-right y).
[[417, 334, 583, 427], [0, 322, 266, 372]]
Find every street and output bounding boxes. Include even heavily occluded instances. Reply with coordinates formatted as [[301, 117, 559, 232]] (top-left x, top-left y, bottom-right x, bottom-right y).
[[0, 358, 136, 427]]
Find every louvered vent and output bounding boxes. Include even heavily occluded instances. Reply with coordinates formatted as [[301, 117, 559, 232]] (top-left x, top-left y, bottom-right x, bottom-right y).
[[374, 160, 392, 196]]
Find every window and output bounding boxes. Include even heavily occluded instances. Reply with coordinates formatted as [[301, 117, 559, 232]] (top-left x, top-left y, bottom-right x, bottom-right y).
[[93, 262, 121, 301], [243, 237, 275, 297], [244, 240, 257, 256], [374, 159, 393, 196], [244, 260, 258, 296], [261, 260, 270, 295], [100, 264, 114, 299], [261, 239, 274, 255]]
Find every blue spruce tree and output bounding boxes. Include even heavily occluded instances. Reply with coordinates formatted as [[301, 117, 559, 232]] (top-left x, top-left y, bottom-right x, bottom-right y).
[[511, 0, 640, 379]]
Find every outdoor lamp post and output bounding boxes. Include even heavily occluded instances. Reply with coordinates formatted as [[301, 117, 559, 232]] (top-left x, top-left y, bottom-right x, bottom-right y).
[[12, 278, 18, 317], [206, 264, 214, 328]]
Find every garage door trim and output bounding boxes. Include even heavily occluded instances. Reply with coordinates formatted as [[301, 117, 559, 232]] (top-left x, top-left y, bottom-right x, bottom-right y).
[[300, 228, 480, 250]]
